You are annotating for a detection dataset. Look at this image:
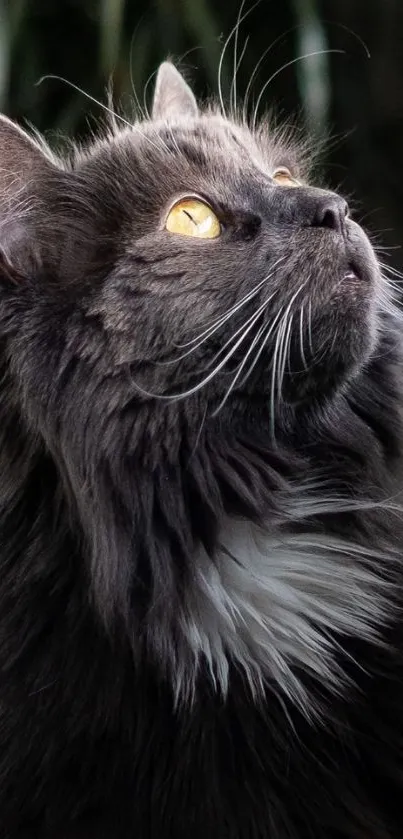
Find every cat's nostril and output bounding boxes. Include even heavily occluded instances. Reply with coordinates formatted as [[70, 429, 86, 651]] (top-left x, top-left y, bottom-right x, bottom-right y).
[[312, 196, 348, 234]]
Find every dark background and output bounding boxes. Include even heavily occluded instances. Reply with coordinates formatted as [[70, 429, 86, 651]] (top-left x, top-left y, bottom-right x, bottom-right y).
[[4, 0, 403, 271]]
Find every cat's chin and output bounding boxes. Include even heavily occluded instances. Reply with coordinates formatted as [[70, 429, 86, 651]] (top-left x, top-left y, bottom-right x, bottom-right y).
[[283, 256, 380, 404], [222, 223, 382, 411], [228, 302, 378, 413], [290, 322, 376, 406]]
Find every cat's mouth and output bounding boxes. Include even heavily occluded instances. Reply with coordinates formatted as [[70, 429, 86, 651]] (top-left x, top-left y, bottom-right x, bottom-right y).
[[343, 220, 380, 286], [344, 263, 363, 283], [343, 254, 376, 286], [340, 262, 373, 291]]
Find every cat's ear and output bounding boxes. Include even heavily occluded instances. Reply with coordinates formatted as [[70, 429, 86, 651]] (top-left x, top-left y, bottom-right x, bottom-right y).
[[151, 62, 198, 120], [0, 115, 56, 184], [0, 115, 58, 280]]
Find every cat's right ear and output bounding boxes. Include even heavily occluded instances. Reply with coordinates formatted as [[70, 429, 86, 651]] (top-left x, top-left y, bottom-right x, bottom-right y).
[[0, 115, 58, 281]]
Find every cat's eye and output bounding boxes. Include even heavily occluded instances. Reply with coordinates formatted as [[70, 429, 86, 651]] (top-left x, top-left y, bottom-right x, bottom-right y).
[[165, 197, 221, 239], [272, 168, 300, 188]]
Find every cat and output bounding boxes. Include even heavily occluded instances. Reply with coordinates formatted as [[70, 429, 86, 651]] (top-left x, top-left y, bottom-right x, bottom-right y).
[[0, 59, 403, 838]]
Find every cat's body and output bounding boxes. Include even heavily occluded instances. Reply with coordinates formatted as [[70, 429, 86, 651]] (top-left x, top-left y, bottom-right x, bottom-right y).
[[1, 62, 403, 838]]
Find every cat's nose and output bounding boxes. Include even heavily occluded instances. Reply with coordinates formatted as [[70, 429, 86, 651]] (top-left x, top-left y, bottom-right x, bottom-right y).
[[310, 192, 349, 234]]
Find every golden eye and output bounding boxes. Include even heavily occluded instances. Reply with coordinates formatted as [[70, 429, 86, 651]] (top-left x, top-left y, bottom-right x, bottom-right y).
[[272, 168, 300, 187], [165, 197, 221, 239]]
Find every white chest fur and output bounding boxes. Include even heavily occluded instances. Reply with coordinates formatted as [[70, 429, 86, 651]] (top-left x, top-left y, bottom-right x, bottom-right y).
[[176, 519, 391, 710]]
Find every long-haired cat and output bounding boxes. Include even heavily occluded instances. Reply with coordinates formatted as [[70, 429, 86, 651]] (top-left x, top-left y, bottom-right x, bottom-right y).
[[0, 60, 403, 839]]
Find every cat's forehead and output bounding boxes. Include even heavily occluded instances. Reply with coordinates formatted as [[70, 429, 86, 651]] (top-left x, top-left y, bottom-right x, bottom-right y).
[[85, 112, 305, 188], [159, 116, 263, 161], [144, 112, 301, 175]]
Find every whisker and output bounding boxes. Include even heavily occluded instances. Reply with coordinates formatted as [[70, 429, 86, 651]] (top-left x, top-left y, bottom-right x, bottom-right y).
[[309, 334, 331, 370], [324, 20, 371, 59], [329, 326, 339, 357], [269, 282, 307, 437], [174, 256, 286, 350], [276, 311, 294, 403], [167, 126, 182, 157], [299, 305, 308, 370], [174, 279, 267, 351], [307, 299, 314, 355], [381, 278, 402, 295], [231, 0, 247, 115], [379, 284, 403, 317], [243, 25, 300, 121], [378, 261, 403, 281], [160, 289, 278, 368], [212, 317, 268, 414], [143, 67, 159, 117], [36, 75, 131, 129], [283, 313, 294, 381], [252, 49, 345, 128], [131, 300, 268, 402], [378, 266, 403, 304], [201, 291, 278, 371], [237, 308, 285, 389], [177, 45, 205, 63], [243, 19, 368, 123], [128, 19, 147, 120], [217, 0, 261, 116], [373, 244, 402, 252], [231, 36, 250, 116], [275, 311, 288, 398], [270, 312, 284, 439], [36, 74, 165, 153]]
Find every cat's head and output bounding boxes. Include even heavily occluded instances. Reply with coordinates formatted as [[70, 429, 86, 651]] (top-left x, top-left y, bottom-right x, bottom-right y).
[[0, 62, 383, 451]]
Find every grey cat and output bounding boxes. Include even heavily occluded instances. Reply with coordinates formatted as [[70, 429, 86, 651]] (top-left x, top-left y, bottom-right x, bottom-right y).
[[0, 61, 402, 839]]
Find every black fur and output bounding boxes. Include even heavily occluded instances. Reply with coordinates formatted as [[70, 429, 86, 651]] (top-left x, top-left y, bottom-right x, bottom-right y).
[[0, 65, 403, 838]]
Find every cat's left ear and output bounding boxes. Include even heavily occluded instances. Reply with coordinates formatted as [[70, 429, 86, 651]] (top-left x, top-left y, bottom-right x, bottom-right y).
[[151, 62, 198, 120], [0, 115, 60, 281]]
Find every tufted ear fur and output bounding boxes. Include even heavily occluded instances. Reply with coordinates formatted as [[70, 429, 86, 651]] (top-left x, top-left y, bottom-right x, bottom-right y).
[[0, 115, 59, 281], [152, 61, 198, 121]]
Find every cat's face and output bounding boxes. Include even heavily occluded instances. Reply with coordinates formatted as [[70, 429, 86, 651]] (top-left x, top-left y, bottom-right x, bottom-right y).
[[0, 62, 383, 450]]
